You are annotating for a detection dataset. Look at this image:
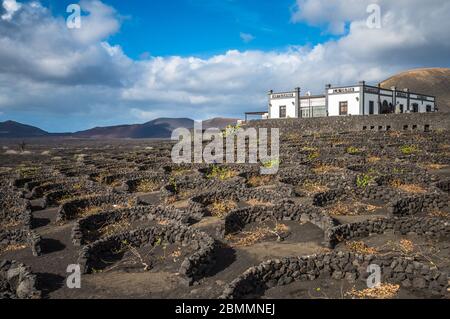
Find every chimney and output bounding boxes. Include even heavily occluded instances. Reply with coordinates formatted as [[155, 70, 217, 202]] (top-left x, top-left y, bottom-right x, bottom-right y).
[[326, 84, 332, 89], [359, 81, 366, 86]]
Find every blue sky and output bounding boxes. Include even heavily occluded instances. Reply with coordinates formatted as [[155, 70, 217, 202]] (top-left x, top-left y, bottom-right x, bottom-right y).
[[0, 0, 449, 132], [41, 0, 335, 58]]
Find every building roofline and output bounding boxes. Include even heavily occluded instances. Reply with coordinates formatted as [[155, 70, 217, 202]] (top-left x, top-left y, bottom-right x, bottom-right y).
[[300, 95, 325, 99], [270, 83, 436, 100], [329, 83, 436, 99]]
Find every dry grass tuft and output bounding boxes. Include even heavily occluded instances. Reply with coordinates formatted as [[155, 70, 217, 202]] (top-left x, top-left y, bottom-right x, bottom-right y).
[[170, 167, 192, 177], [208, 200, 238, 217], [247, 175, 274, 187], [206, 166, 238, 180], [98, 219, 132, 238], [136, 179, 160, 192], [226, 223, 289, 247], [428, 210, 449, 218], [246, 198, 273, 207], [345, 241, 378, 255], [398, 239, 415, 254], [389, 131, 402, 138], [421, 163, 448, 170], [78, 206, 103, 218], [328, 201, 380, 216], [367, 156, 381, 163], [346, 284, 400, 299], [391, 181, 427, 194], [157, 219, 171, 226], [298, 181, 329, 195], [0, 219, 21, 230], [170, 248, 182, 262], [109, 180, 123, 187], [1, 243, 28, 253], [312, 165, 342, 175], [78, 204, 128, 219]]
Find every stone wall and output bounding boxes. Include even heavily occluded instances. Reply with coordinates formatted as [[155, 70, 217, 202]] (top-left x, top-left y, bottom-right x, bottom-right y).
[[246, 113, 450, 134], [78, 223, 216, 286], [388, 193, 449, 216], [0, 229, 42, 256], [221, 252, 449, 299], [326, 217, 449, 248], [0, 260, 41, 299], [56, 193, 137, 222], [222, 201, 338, 242], [72, 205, 194, 246]]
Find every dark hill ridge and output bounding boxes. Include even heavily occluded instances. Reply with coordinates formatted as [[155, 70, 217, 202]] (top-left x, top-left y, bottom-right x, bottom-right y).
[[72, 117, 239, 138], [0, 117, 240, 139], [0, 120, 49, 138], [380, 68, 450, 113], [73, 118, 195, 139]]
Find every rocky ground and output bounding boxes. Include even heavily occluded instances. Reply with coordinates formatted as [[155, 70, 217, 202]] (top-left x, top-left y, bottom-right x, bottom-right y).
[[0, 127, 449, 299]]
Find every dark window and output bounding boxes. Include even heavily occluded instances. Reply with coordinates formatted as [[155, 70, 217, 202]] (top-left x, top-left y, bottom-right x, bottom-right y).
[[386, 126, 391, 131], [378, 126, 383, 131], [424, 125, 430, 132], [279, 106, 286, 118], [412, 125, 417, 130], [399, 104, 404, 113], [339, 101, 348, 115], [403, 125, 408, 130], [412, 103, 419, 113], [426, 105, 432, 112], [380, 100, 392, 114], [369, 101, 374, 114], [362, 126, 367, 130]]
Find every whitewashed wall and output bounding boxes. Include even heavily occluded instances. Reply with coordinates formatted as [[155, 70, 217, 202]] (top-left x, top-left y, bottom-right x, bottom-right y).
[[327, 87, 361, 116], [269, 96, 296, 118]]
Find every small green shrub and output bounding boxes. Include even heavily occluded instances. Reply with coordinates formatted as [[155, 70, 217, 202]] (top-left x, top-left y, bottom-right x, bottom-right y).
[[346, 146, 361, 155], [356, 174, 374, 188], [262, 159, 280, 169], [400, 145, 419, 155], [206, 165, 237, 180], [222, 123, 242, 138], [307, 152, 320, 160]]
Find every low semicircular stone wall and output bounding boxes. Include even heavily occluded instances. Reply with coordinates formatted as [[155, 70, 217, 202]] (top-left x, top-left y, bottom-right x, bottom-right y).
[[220, 252, 449, 299], [78, 223, 216, 286], [325, 217, 449, 248]]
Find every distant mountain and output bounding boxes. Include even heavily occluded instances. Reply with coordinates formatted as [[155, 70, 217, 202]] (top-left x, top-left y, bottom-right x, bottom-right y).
[[0, 117, 242, 139], [380, 68, 450, 113], [0, 120, 49, 138], [73, 118, 195, 139], [202, 117, 240, 129], [72, 117, 240, 138]]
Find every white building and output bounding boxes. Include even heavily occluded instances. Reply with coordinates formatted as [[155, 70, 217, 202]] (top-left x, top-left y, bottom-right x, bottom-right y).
[[266, 82, 436, 119]]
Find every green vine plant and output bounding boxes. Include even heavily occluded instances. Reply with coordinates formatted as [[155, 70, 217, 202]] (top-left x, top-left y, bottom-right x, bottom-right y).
[[222, 123, 243, 138], [356, 174, 374, 188], [346, 146, 361, 155], [400, 145, 420, 155], [169, 177, 178, 193], [262, 158, 280, 169]]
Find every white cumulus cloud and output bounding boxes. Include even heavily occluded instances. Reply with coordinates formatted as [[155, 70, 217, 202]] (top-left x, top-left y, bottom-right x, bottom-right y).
[[1, 0, 21, 21]]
